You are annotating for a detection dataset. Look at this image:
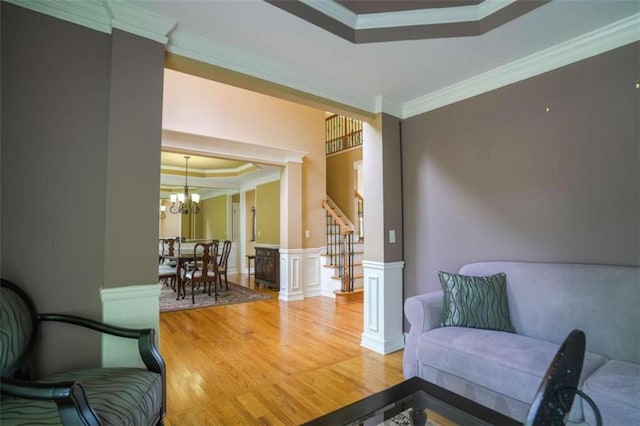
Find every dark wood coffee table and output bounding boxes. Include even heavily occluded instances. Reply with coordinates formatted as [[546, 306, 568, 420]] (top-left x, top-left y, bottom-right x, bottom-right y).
[[303, 377, 521, 425]]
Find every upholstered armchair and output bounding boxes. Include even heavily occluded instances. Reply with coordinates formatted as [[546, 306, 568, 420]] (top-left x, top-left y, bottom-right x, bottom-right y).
[[0, 278, 166, 425]]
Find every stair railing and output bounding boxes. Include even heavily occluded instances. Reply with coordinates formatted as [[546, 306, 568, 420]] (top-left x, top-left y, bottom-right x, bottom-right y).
[[321, 199, 355, 293], [354, 190, 364, 241]]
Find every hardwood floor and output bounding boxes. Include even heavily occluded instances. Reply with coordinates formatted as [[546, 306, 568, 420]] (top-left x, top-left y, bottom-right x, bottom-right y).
[[159, 273, 405, 425]]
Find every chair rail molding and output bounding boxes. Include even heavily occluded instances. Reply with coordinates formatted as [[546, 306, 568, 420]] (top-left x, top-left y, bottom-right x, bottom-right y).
[[100, 283, 162, 368], [360, 260, 406, 355]]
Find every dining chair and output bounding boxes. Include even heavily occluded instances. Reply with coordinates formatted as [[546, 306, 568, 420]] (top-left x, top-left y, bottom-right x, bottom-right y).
[[159, 237, 180, 290], [182, 242, 219, 303], [217, 240, 232, 291]]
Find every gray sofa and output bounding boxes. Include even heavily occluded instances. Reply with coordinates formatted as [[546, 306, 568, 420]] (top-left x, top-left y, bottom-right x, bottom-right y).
[[403, 261, 639, 425]]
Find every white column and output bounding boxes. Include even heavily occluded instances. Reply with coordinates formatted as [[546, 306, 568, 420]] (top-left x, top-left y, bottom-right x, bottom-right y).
[[279, 248, 304, 301], [361, 260, 406, 354]]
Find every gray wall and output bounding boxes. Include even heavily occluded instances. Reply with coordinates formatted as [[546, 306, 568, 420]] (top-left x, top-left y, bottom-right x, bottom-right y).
[[382, 114, 403, 262], [402, 42, 640, 301], [1, 4, 164, 376]]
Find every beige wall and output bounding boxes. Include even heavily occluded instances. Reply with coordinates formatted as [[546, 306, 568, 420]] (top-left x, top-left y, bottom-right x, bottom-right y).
[[159, 199, 181, 238], [326, 147, 362, 225], [256, 180, 280, 245], [163, 70, 326, 249], [202, 194, 228, 240]]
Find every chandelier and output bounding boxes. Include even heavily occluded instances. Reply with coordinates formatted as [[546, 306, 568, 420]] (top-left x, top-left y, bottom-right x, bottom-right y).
[[169, 156, 200, 215]]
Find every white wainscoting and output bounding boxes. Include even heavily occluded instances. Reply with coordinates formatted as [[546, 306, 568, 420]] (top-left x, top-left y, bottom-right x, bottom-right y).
[[279, 248, 304, 301], [279, 247, 324, 301], [360, 260, 406, 354], [302, 247, 323, 297], [100, 283, 161, 368]]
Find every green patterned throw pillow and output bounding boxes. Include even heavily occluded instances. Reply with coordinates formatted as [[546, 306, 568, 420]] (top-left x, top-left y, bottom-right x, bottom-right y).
[[439, 271, 515, 333]]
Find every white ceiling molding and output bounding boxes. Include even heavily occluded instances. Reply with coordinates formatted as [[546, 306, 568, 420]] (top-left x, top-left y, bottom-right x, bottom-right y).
[[239, 173, 283, 193], [5, 0, 177, 45], [300, 0, 357, 28], [166, 30, 374, 113], [402, 12, 640, 119], [374, 96, 403, 118], [356, 0, 517, 29], [105, 0, 177, 45], [162, 129, 308, 165], [162, 162, 257, 176], [300, 0, 517, 30]]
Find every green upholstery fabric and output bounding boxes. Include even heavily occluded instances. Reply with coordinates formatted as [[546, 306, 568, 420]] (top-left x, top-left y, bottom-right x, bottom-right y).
[[438, 271, 515, 333], [1, 368, 162, 426], [0, 288, 34, 373]]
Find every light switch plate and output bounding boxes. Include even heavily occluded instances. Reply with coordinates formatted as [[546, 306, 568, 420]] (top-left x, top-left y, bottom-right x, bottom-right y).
[[389, 229, 396, 243]]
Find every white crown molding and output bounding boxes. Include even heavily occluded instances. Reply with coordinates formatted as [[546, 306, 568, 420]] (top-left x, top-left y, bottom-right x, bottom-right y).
[[240, 172, 283, 192], [300, 0, 357, 27], [161, 162, 256, 175], [6, 0, 177, 45], [105, 0, 177, 45], [162, 129, 308, 165], [300, 0, 517, 30], [374, 95, 403, 118], [402, 12, 640, 119]]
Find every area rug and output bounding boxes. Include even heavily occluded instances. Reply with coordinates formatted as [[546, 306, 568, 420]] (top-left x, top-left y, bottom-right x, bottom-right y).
[[159, 281, 271, 312]]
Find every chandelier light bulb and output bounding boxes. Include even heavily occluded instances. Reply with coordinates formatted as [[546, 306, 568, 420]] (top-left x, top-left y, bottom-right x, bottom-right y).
[[168, 155, 201, 215]]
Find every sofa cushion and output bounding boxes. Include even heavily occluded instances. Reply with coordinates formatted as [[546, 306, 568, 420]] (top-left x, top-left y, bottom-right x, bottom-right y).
[[583, 360, 640, 426], [438, 271, 515, 333], [417, 327, 607, 421]]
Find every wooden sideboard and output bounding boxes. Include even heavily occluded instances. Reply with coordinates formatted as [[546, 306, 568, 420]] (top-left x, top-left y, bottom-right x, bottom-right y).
[[255, 247, 279, 290]]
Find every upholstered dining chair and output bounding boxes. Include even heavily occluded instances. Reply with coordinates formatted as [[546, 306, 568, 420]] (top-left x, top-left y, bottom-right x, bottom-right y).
[[159, 237, 180, 290], [0, 278, 166, 425], [182, 242, 219, 303], [217, 240, 232, 291]]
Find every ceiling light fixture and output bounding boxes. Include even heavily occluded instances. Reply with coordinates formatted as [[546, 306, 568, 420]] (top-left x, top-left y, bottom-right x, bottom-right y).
[[170, 156, 200, 215]]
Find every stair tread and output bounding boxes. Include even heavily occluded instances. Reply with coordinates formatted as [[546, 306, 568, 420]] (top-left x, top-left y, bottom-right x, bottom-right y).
[[330, 273, 364, 280]]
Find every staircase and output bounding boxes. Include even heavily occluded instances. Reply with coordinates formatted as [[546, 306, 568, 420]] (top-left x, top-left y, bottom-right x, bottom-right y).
[[321, 197, 364, 304]]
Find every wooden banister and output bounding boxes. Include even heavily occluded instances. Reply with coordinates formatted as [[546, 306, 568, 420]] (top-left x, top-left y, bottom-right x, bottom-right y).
[[321, 200, 352, 235], [321, 198, 356, 293]]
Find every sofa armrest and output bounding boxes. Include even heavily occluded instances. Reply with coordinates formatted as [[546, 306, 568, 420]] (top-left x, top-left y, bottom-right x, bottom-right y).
[[405, 291, 444, 334], [403, 291, 444, 379]]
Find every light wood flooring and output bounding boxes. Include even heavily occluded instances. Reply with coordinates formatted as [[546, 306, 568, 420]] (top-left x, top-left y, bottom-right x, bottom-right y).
[[159, 273, 405, 425]]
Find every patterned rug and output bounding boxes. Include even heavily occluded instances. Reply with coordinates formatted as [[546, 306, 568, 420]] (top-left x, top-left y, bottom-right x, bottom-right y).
[[159, 281, 271, 313]]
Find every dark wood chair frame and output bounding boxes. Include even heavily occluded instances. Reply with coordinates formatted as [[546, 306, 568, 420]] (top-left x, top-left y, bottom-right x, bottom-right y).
[[182, 242, 219, 303], [217, 240, 232, 291], [0, 278, 166, 425]]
